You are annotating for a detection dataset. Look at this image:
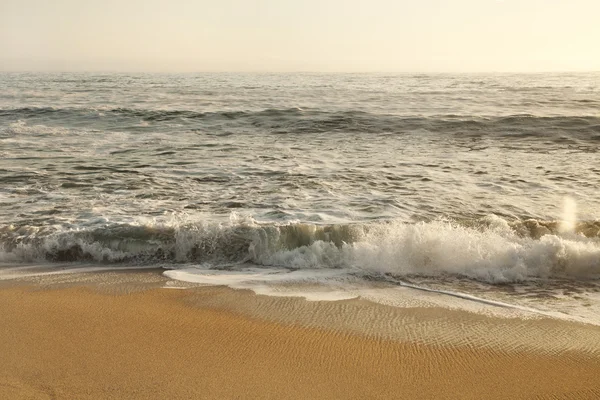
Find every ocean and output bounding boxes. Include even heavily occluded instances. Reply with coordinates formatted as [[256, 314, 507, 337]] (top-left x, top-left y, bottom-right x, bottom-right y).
[[1, 72, 599, 323]]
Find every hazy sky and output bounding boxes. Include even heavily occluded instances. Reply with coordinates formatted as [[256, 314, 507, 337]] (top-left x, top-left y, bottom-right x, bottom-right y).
[[1, 0, 599, 72]]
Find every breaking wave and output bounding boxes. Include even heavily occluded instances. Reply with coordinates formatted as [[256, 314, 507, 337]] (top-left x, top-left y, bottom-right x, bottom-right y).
[[1, 216, 599, 284]]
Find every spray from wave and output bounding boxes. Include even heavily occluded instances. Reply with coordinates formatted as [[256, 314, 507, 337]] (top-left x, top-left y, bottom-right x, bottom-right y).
[[560, 196, 578, 234]]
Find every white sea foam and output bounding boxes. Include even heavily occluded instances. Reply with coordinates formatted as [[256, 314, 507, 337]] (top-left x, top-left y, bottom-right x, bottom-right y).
[[251, 218, 600, 283], [4, 120, 72, 136], [163, 267, 359, 301], [158, 216, 600, 324]]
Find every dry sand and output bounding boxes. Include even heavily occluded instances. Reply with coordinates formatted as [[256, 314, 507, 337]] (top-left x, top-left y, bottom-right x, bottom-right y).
[[1, 271, 599, 399]]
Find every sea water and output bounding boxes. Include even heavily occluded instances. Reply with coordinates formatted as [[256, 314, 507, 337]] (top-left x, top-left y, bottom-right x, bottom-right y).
[[1, 72, 599, 323]]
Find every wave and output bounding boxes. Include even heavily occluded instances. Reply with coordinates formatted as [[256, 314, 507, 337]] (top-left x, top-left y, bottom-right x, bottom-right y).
[[2, 216, 599, 283], [2, 107, 600, 139]]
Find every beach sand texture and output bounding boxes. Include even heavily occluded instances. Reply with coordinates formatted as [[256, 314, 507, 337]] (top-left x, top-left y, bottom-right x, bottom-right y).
[[1, 272, 599, 399]]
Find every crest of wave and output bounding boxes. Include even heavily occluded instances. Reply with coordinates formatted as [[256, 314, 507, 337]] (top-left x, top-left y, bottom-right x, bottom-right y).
[[255, 216, 600, 283]]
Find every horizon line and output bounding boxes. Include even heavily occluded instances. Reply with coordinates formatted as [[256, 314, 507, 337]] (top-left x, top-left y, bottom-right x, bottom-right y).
[[1, 69, 599, 75]]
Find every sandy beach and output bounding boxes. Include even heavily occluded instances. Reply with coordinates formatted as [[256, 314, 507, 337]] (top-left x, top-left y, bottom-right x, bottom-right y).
[[0, 271, 599, 399]]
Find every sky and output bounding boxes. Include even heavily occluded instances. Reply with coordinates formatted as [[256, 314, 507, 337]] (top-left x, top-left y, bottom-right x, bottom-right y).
[[1, 0, 599, 73]]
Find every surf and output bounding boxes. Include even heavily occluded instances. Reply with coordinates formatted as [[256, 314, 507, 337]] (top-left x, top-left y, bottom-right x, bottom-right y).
[[2, 215, 599, 284]]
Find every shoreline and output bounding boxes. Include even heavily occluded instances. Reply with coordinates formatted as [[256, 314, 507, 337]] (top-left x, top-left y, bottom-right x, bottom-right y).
[[2, 268, 599, 352], [1, 271, 599, 399]]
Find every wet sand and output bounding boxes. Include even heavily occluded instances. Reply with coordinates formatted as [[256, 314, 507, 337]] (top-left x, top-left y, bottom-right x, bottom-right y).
[[1, 272, 599, 399]]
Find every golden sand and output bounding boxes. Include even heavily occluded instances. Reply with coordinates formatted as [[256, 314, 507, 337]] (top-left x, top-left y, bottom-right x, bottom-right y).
[[1, 274, 599, 399]]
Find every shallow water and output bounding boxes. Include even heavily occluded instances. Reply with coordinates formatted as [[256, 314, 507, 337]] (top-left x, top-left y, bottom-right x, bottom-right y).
[[1, 72, 599, 323]]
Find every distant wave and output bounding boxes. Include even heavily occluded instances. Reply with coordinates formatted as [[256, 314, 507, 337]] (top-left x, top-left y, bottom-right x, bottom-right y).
[[2, 217, 599, 283], [2, 107, 600, 140]]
